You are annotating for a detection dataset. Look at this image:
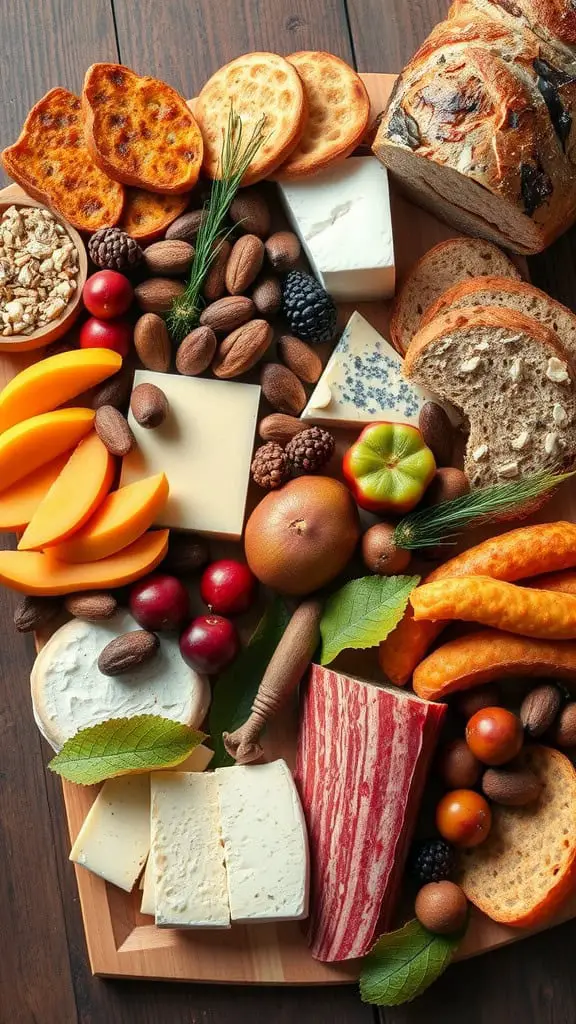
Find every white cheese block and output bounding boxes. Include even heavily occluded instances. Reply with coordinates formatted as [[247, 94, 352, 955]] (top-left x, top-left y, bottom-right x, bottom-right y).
[[121, 371, 261, 540], [215, 759, 309, 923], [278, 157, 395, 301], [69, 774, 150, 892], [151, 772, 230, 929], [31, 611, 210, 751], [140, 854, 155, 917], [301, 311, 435, 428]]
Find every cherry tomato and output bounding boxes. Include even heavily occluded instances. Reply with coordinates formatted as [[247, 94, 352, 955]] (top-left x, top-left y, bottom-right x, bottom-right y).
[[466, 706, 523, 766], [79, 316, 132, 356], [436, 789, 492, 848], [83, 270, 133, 319]]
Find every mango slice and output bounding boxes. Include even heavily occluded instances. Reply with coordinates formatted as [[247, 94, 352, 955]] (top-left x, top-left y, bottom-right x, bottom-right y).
[[0, 408, 95, 493], [0, 454, 70, 531]]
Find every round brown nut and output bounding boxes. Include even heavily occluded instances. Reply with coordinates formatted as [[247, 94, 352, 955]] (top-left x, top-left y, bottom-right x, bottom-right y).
[[176, 326, 217, 376], [419, 402, 454, 467], [424, 468, 470, 506], [165, 209, 206, 243], [134, 277, 185, 313], [260, 363, 307, 416], [481, 766, 542, 806], [130, 382, 169, 429], [14, 595, 62, 633], [455, 684, 503, 720], [415, 882, 468, 936], [98, 630, 160, 676], [277, 335, 322, 384], [361, 522, 411, 576], [64, 592, 118, 621], [134, 313, 171, 372], [203, 239, 231, 303], [199, 295, 255, 335], [95, 405, 134, 456], [258, 413, 308, 444], [437, 739, 481, 789], [163, 533, 210, 575], [225, 235, 265, 295], [143, 239, 194, 276], [212, 320, 273, 379], [92, 364, 134, 411], [520, 683, 562, 738], [252, 274, 282, 318], [229, 188, 271, 238], [552, 702, 576, 747], [265, 231, 301, 272]]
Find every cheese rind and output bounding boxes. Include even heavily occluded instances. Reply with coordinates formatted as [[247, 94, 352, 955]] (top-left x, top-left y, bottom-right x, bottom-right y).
[[69, 774, 150, 892], [278, 157, 395, 301], [151, 772, 230, 929], [216, 760, 309, 923]]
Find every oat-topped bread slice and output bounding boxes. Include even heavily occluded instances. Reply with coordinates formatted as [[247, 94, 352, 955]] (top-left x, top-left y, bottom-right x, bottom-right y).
[[421, 276, 576, 362], [1, 88, 124, 232], [82, 64, 203, 194], [404, 306, 576, 487], [390, 238, 521, 355]]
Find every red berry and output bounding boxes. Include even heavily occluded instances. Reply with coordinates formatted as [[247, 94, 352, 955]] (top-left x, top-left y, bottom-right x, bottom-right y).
[[179, 615, 239, 674], [83, 270, 133, 319], [436, 789, 492, 848], [129, 574, 190, 631], [466, 707, 523, 766], [200, 559, 256, 616], [79, 317, 132, 356]]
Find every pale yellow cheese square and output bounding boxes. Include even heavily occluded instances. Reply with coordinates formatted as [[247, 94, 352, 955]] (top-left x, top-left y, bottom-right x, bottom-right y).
[[121, 371, 260, 540]]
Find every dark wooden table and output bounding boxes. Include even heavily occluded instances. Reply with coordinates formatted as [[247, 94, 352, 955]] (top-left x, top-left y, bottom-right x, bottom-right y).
[[2, 2, 576, 1022]]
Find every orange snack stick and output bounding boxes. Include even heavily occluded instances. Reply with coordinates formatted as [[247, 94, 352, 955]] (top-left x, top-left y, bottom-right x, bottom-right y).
[[380, 521, 576, 686], [412, 629, 576, 702], [411, 576, 576, 640], [526, 569, 576, 596]]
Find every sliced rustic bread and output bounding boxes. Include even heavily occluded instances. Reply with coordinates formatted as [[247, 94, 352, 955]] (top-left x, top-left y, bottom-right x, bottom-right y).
[[404, 307, 576, 487], [390, 239, 522, 355], [422, 277, 576, 362], [457, 746, 576, 928]]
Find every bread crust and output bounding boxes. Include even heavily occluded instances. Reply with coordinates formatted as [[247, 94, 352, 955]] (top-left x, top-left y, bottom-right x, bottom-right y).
[[421, 275, 576, 334]]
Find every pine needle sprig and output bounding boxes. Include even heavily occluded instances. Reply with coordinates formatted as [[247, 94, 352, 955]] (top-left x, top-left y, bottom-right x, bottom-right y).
[[393, 470, 576, 550], [167, 107, 268, 344]]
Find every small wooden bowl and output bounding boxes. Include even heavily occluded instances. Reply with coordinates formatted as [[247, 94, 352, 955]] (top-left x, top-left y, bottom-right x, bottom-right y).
[[0, 196, 88, 352]]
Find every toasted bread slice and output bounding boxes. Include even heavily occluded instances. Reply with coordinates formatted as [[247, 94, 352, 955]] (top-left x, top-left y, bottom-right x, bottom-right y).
[[458, 746, 576, 927], [195, 52, 307, 186], [120, 188, 190, 242], [390, 239, 522, 355], [82, 64, 203, 194], [276, 52, 370, 178], [1, 88, 124, 232]]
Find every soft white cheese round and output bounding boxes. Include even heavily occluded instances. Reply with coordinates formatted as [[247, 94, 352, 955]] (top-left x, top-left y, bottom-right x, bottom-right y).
[[31, 611, 210, 751]]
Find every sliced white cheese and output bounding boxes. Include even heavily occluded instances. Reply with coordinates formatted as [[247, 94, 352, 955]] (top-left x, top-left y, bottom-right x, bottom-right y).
[[140, 854, 155, 917], [69, 774, 150, 892], [278, 157, 395, 301], [302, 311, 434, 428], [150, 772, 230, 929], [216, 759, 309, 923]]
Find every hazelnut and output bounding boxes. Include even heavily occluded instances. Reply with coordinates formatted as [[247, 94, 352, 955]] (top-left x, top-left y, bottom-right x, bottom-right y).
[[361, 522, 411, 576], [455, 684, 503, 720], [424, 468, 470, 506], [437, 739, 480, 789], [415, 881, 468, 935], [265, 231, 301, 272], [552, 702, 576, 747]]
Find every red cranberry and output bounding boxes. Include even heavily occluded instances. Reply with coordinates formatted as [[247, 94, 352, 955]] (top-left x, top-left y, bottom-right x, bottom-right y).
[[129, 574, 190, 631], [83, 270, 133, 319], [179, 615, 239, 674], [200, 559, 256, 616]]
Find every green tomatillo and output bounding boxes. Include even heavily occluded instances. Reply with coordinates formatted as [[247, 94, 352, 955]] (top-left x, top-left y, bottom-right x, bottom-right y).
[[343, 422, 436, 514]]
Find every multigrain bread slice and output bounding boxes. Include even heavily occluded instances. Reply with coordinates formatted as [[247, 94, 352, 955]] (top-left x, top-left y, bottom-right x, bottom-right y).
[[457, 746, 576, 928], [421, 276, 576, 362], [390, 239, 522, 355], [404, 306, 576, 486]]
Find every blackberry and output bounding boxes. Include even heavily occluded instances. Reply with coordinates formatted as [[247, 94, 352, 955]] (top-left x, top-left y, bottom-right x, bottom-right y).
[[409, 838, 455, 885], [281, 270, 337, 344]]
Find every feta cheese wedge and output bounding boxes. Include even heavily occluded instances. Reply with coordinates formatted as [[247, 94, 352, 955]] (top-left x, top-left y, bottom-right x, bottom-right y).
[[216, 760, 309, 923], [278, 157, 394, 301], [69, 774, 150, 892]]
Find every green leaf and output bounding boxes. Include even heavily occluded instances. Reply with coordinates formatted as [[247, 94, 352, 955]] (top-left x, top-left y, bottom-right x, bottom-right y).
[[320, 574, 419, 665], [209, 598, 291, 768], [359, 919, 461, 1006], [48, 715, 205, 785]]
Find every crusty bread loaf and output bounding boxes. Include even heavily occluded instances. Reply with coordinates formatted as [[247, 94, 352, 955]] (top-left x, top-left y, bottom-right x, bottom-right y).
[[390, 239, 521, 355], [458, 746, 576, 927], [373, 0, 576, 253], [404, 307, 576, 486], [422, 276, 576, 362]]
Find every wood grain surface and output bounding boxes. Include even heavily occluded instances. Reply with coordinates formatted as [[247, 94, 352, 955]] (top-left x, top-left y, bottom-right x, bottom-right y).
[[2, 1, 576, 1023]]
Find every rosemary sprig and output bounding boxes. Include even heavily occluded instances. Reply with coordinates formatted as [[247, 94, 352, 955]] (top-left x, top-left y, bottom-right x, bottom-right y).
[[393, 470, 576, 550], [167, 107, 267, 344]]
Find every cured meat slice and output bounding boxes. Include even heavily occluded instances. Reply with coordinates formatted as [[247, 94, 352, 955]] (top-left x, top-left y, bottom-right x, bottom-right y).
[[295, 665, 446, 962]]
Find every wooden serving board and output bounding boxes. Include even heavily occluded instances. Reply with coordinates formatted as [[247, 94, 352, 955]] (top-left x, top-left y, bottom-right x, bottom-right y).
[[1, 72, 572, 984]]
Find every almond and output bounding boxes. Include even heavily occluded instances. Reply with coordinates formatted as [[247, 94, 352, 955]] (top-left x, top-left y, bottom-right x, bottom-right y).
[[165, 209, 206, 243], [203, 239, 231, 302], [260, 363, 307, 415], [95, 405, 135, 456], [199, 295, 255, 335], [229, 188, 271, 238], [98, 630, 160, 676], [520, 683, 562, 737], [225, 235, 265, 295], [176, 326, 217, 376], [278, 335, 322, 384], [92, 363, 134, 411], [134, 313, 171, 372], [265, 231, 301, 272], [134, 277, 185, 313], [252, 274, 282, 317], [130, 382, 169, 429], [14, 595, 61, 633], [212, 319, 272, 379], [552, 702, 576, 747], [481, 767, 542, 806], [258, 413, 308, 444], [64, 592, 118, 621], [419, 402, 454, 467], [143, 239, 194, 276], [163, 533, 210, 574]]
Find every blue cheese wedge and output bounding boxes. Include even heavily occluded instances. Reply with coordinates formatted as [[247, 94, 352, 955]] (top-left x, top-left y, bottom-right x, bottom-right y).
[[69, 774, 150, 893], [302, 311, 433, 427], [215, 760, 309, 923], [150, 772, 230, 929], [278, 157, 394, 301]]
